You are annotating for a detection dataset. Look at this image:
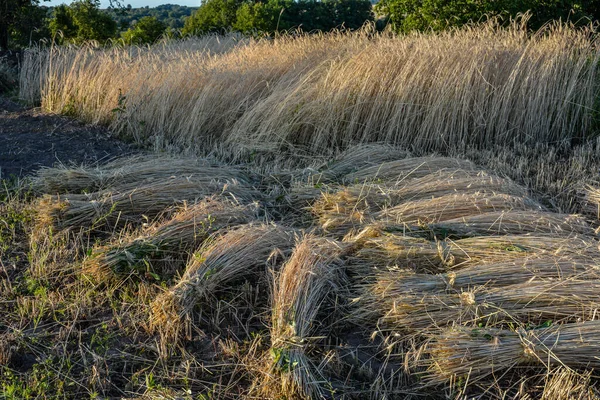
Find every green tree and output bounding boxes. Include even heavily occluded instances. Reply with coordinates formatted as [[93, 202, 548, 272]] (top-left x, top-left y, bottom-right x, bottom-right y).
[[8, 3, 50, 48], [121, 15, 166, 44], [231, 0, 373, 34], [233, 1, 275, 33], [375, 0, 600, 33], [49, 0, 117, 44], [1, 0, 50, 50], [182, 0, 242, 35]]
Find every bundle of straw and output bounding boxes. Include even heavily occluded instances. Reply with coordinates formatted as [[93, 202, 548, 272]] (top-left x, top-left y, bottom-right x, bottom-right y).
[[315, 170, 527, 218], [377, 280, 600, 331], [269, 236, 348, 399], [38, 176, 259, 231], [82, 197, 258, 282], [425, 321, 600, 384], [368, 257, 600, 298], [425, 211, 595, 238], [150, 223, 297, 340], [343, 157, 476, 184], [318, 144, 410, 182], [350, 233, 598, 274], [32, 155, 245, 194], [313, 171, 532, 236], [374, 192, 541, 226]]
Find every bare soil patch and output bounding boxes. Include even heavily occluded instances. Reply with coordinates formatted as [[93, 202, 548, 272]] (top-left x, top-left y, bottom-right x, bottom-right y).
[[0, 96, 136, 178]]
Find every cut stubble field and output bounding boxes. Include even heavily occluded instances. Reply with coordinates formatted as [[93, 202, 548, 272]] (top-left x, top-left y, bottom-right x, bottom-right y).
[[3, 18, 600, 399]]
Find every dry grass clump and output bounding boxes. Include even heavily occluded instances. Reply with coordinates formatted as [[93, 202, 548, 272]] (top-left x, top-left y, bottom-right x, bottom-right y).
[[82, 197, 258, 283], [265, 236, 348, 399], [32, 155, 241, 194], [313, 169, 540, 239], [351, 233, 597, 273], [458, 141, 600, 215], [36, 176, 259, 231], [423, 210, 595, 238], [150, 224, 297, 342], [425, 321, 600, 384], [313, 169, 532, 236], [355, 256, 600, 334]]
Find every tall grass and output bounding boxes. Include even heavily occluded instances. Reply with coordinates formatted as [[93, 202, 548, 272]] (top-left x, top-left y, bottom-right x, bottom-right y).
[[20, 20, 600, 157]]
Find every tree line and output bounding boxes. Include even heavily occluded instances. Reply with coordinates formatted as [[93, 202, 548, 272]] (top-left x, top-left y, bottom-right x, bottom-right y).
[[1, 0, 599, 51]]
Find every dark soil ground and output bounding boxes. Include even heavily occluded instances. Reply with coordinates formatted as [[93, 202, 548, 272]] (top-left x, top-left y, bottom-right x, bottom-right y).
[[0, 96, 137, 178]]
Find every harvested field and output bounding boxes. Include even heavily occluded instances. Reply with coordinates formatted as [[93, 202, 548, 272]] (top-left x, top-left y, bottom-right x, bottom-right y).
[[5, 147, 598, 399], [6, 19, 600, 400]]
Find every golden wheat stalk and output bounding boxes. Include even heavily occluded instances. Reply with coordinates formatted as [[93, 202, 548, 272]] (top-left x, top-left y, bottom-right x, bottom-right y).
[[82, 197, 258, 283], [425, 321, 600, 384], [268, 236, 348, 399], [150, 223, 297, 341]]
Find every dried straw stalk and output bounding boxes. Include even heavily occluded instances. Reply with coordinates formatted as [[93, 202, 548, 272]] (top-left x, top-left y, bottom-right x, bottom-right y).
[[368, 257, 600, 298], [314, 172, 534, 237], [350, 233, 598, 274], [426, 211, 595, 237], [32, 155, 244, 194], [374, 192, 542, 226], [150, 223, 296, 340], [343, 157, 475, 184], [583, 184, 600, 220], [378, 280, 600, 332], [269, 236, 348, 399], [82, 197, 258, 282], [425, 321, 600, 384], [315, 170, 528, 222], [318, 144, 410, 182], [37, 176, 259, 231]]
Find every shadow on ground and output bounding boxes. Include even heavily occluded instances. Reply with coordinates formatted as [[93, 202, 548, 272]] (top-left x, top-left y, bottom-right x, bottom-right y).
[[0, 97, 137, 178]]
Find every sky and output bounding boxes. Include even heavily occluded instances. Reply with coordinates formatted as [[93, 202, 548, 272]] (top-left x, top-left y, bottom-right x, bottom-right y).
[[44, 0, 200, 8]]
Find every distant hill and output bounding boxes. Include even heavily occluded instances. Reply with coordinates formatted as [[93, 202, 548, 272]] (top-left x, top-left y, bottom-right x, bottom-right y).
[[107, 4, 198, 30]]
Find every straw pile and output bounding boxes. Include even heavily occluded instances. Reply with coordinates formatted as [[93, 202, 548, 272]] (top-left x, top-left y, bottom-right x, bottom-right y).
[[268, 236, 348, 399], [315, 170, 528, 219], [350, 233, 598, 274], [32, 155, 244, 194], [424, 211, 596, 238], [150, 224, 297, 340], [82, 197, 258, 282], [425, 321, 600, 383], [37, 176, 259, 231], [343, 157, 476, 184]]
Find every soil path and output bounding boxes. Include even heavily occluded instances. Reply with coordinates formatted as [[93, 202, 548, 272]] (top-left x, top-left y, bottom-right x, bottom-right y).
[[0, 97, 137, 178]]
